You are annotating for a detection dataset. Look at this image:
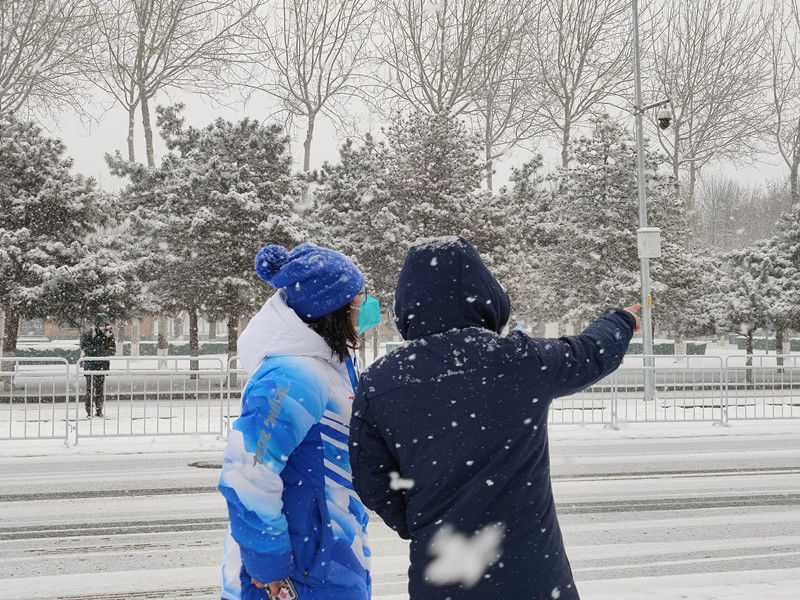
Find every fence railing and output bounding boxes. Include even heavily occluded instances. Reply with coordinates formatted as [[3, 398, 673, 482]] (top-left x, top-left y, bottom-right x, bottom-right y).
[[1, 357, 73, 444], [559, 354, 800, 427], [2, 354, 799, 443]]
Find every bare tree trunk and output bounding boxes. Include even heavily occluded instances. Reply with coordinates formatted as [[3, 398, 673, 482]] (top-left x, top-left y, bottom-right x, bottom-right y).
[[114, 320, 125, 356], [157, 316, 168, 368], [358, 332, 366, 369], [372, 327, 379, 363], [485, 103, 493, 190], [301, 113, 316, 206], [672, 129, 681, 187], [0, 308, 11, 389], [674, 334, 687, 357], [560, 113, 571, 167], [189, 309, 199, 379], [227, 315, 239, 388], [791, 159, 799, 206], [174, 314, 184, 339], [140, 93, 155, 168], [688, 162, 699, 228], [127, 104, 137, 162], [303, 113, 316, 173], [776, 326, 785, 370], [227, 316, 239, 360], [131, 318, 140, 356], [3, 309, 20, 357], [745, 329, 754, 384]]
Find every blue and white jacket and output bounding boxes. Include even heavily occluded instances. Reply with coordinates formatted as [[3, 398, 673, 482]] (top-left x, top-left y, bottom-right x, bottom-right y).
[[219, 290, 371, 600]]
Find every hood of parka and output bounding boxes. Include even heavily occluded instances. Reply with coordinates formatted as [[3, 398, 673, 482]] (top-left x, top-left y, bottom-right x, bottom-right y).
[[393, 236, 511, 340]]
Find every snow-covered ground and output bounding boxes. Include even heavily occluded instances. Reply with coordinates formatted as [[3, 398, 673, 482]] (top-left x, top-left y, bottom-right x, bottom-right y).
[[1, 421, 799, 599]]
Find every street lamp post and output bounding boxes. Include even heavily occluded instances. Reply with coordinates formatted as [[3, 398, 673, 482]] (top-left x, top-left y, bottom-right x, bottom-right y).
[[632, 0, 662, 403]]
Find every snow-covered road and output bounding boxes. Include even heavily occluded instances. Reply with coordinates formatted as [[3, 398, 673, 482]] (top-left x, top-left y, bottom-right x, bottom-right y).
[[1, 422, 799, 599]]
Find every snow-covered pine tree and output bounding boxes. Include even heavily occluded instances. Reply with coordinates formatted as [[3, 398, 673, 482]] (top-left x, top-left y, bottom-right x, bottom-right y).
[[48, 226, 144, 330], [110, 105, 303, 362], [0, 115, 107, 356], [537, 115, 695, 337], [311, 135, 404, 311], [312, 111, 522, 337], [763, 204, 800, 361], [721, 244, 772, 374], [384, 111, 486, 241], [492, 157, 551, 327]]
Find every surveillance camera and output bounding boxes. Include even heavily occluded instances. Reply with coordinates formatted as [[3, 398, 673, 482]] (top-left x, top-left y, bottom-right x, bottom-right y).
[[656, 107, 672, 130]]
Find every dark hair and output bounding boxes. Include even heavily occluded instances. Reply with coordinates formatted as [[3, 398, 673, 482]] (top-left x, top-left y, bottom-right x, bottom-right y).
[[308, 301, 359, 362]]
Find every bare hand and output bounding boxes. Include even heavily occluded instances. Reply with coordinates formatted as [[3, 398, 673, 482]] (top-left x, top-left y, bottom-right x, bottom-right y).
[[250, 578, 282, 597], [624, 303, 642, 333]]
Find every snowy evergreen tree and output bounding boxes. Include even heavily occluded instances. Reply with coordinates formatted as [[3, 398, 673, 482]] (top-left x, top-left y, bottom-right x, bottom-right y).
[[532, 115, 697, 336], [764, 204, 800, 359], [311, 136, 404, 310], [109, 105, 303, 360], [312, 111, 522, 334], [385, 111, 486, 241], [48, 226, 145, 329], [494, 157, 552, 326], [656, 251, 724, 349], [720, 244, 772, 370], [0, 115, 108, 356]]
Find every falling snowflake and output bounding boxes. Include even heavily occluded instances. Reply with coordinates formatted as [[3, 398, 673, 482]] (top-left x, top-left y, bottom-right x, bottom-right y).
[[425, 523, 505, 588], [389, 471, 415, 491]]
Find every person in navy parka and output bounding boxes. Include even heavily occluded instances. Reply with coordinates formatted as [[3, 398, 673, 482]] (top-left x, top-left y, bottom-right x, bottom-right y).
[[349, 236, 640, 600]]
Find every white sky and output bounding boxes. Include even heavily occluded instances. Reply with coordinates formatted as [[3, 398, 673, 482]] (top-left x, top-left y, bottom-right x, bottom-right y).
[[41, 87, 789, 196]]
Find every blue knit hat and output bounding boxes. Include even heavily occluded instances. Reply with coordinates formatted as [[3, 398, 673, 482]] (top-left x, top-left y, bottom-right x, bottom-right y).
[[255, 243, 365, 321]]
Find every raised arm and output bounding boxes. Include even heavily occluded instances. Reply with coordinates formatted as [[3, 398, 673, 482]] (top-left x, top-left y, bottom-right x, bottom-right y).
[[524, 306, 639, 399]]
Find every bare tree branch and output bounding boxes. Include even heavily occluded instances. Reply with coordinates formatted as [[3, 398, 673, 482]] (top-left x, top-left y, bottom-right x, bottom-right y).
[[768, 0, 800, 204], [87, 0, 260, 166], [235, 0, 377, 172], [645, 0, 771, 211], [530, 0, 631, 167], [0, 0, 97, 118]]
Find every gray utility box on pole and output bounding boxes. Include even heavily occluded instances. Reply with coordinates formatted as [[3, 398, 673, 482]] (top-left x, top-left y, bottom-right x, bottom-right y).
[[637, 227, 662, 259]]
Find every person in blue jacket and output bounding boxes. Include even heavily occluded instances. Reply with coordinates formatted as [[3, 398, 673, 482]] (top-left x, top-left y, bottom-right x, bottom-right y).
[[219, 243, 382, 600], [349, 236, 640, 600]]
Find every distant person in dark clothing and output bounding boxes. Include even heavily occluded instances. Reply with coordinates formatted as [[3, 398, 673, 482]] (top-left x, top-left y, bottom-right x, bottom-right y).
[[80, 314, 116, 417], [349, 236, 640, 600]]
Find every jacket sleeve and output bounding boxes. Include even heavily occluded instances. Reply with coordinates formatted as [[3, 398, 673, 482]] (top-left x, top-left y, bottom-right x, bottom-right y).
[[349, 387, 411, 539], [527, 308, 636, 399], [218, 372, 325, 584]]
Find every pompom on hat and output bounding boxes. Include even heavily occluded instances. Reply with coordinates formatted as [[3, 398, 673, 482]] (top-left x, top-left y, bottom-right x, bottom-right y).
[[255, 243, 365, 321]]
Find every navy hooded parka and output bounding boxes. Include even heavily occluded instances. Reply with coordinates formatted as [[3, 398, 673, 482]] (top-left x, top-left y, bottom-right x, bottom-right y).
[[349, 237, 636, 600]]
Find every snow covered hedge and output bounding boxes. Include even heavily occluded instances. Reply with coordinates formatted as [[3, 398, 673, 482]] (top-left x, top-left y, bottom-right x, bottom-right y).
[[627, 342, 707, 355]]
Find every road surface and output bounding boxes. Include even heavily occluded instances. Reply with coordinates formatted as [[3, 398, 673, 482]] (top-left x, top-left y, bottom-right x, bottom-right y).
[[1, 422, 799, 599]]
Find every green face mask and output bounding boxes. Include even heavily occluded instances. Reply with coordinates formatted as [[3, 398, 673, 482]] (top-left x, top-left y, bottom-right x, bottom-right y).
[[357, 293, 381, 334]]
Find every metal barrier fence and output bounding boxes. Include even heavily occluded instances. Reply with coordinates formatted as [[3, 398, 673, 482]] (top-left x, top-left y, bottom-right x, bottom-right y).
[[559, 354, 800, 427], [723, 354, 800, 421], [0, 357, 73, 443], [2, 354, 799, 443], [74, 356, 228, 442]]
